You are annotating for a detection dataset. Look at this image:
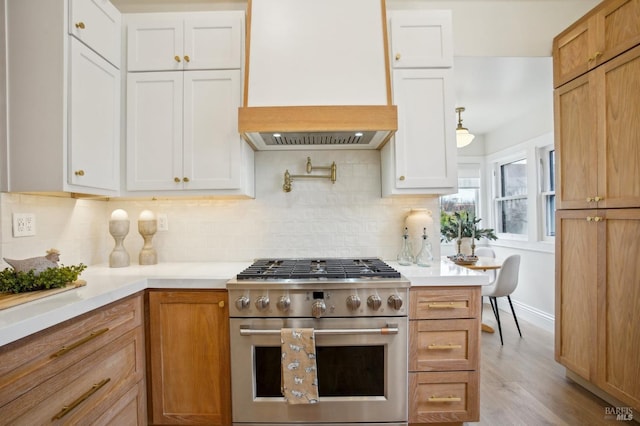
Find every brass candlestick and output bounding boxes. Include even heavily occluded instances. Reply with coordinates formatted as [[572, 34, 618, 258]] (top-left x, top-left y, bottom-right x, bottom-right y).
[[138, 220, 157, 265], [109, 220, 130, 268]]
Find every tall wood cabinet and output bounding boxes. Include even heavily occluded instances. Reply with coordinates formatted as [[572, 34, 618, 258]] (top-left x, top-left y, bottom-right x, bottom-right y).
[[381, 10, 457, 197], [146, 290, 231, 425], [554, 0, 640, 412], [5, 0, 121, 197], [125, 12, 255, 198]]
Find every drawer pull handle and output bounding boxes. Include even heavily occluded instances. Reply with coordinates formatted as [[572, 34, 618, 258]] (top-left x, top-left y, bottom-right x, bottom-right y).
[[52, 378, 111, 420], [428, 395, 462, 402], [51, 328, 109, 358], [427, 302, 457, 309], [427, 344, 462, 350]]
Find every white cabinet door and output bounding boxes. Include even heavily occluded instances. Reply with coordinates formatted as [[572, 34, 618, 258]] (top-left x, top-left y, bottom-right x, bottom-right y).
[[127, 12, 243, 72], [127, 72, 183, 191], [390, 10, 453, 68], [127, 17, 184, 71], [381, 68, 457, 196], [183, 16, 242, 70], [69, 0, 121, 68], [69, 38, 120, 191], [183, 70, 242, 189]]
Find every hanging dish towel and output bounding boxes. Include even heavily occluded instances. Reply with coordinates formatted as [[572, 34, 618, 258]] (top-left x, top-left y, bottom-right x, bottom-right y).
[[281, 328, 319, 404]]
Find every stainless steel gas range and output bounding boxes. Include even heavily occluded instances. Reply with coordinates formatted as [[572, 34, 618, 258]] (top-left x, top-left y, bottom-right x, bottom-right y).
[[227, 258, 410, 426]]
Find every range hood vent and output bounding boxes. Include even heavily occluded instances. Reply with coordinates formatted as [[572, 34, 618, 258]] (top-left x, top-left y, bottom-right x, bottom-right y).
[[239, 0, 397, 150]]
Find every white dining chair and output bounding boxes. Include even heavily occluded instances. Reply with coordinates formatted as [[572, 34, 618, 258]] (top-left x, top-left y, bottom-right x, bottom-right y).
[[481, 254, 522, 345], [474, 247, 497, 282]]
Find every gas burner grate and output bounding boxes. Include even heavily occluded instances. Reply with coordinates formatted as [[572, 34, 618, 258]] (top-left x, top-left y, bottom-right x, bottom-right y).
[[236, 258, 401, 280]]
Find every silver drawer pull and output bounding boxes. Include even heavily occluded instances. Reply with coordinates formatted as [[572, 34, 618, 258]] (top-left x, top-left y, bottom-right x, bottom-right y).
[[240, 325, 398, 336]]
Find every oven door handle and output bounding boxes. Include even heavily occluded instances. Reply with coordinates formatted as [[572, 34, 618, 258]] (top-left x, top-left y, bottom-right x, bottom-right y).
[[239, 324, 399, 336]]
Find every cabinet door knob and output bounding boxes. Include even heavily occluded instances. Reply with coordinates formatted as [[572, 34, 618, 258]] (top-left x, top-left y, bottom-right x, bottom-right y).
[[74, 170, 85, 176], [395, 53, 401, 61], [183, 177, 190, 183], [174, 177, 181, 183], [75, 22, 85, 29], [588, 51, 603, 62], [184, 55, 190, 62], [174, 55, 181, 63], [218, 300, 225, 308], [594, 216, 603, 222], [399, 175, 405, 181], [594, 196, 603, 202], [586, 216, 593, 222]]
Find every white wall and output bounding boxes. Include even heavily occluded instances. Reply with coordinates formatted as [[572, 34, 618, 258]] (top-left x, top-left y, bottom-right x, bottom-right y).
[[1, 151, 440, 266]]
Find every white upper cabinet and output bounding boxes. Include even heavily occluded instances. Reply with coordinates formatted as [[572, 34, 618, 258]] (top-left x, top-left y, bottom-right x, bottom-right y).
[[5, 0, 121, 197], [69, 38, 120, 191], [126, 12, 243, 71], [69, 0, 121, 68], [381, 10, 457, 197], [390, 10, 453, 69]]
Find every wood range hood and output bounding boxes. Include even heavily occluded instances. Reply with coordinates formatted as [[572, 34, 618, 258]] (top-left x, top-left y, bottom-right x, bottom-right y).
[[238, 0, 397, 150]]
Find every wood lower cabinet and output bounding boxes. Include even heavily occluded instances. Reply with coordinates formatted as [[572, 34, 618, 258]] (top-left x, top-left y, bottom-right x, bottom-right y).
[[409, 287, 480, 424], [147, 290, 231, 425], [556, 209, 640, 410], [0, 294, 146, 424]]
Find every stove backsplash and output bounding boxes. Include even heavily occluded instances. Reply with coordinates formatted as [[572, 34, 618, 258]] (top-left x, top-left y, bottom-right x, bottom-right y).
[[1, 150, 440, 265]]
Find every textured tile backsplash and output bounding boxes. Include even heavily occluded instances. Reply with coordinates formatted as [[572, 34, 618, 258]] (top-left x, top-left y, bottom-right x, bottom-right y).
[[1, 150, 440, 266]]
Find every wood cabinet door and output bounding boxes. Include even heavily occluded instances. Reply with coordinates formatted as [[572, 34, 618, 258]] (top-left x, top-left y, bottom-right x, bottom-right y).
[[386, 68, 456, 195], [596, 45, 640, 208], [126, 71, 184, 191], [69, 38, 120, 192], [594, 0, 640, 69], [553, 16, 595, 88], [596, 209, 640, 410], [555, 209, 599, 381], [390, 10, 453, 69], [147, 291, 231, 426], [554, 73, 599, 210], [183, 70, 243, 190]]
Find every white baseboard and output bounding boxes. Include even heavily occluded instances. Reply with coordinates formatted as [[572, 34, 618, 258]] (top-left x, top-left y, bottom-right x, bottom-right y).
[[484, 298, 555, 334]]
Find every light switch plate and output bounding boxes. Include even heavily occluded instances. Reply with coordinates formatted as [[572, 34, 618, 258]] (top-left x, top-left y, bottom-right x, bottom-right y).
[[13, 213, 36, 237], [157, 214, 169, 231]]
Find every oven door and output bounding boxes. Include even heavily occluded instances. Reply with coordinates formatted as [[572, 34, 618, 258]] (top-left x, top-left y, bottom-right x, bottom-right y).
[[229, 317, 408, 425]]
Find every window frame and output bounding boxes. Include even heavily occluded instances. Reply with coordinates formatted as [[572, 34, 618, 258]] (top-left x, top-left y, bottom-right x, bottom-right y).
[[492, 154, 529, 241], [538, 145, 556, 241]]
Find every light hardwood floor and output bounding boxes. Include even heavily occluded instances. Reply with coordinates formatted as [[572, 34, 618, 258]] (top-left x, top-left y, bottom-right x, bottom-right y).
[[473, 305, 638, 426]]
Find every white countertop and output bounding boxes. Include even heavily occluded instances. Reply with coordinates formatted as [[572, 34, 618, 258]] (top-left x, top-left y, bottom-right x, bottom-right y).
[[0, 260, 487, 347]]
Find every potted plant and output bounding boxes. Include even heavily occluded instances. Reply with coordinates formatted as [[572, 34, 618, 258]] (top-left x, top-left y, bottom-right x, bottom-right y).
[[440, 211, 497, 243]]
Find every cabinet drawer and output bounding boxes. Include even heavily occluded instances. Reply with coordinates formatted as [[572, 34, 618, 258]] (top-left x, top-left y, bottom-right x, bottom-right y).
[[409, 371, 479, 423], [0, 327, 144, 425], [69, 0, 121, 68], [410, 287, 480, 319], [93, 380, 146, 426], [0, 294, 143, 408], [409, 318, 479, 372]]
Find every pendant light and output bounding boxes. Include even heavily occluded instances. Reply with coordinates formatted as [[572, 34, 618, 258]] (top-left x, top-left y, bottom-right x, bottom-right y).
[[455, 107, 475, 148]]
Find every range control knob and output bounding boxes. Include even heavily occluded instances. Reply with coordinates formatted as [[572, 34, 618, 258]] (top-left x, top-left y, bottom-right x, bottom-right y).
[[311, 300, 326, 318], [367, 295, 382, 311], [277, 296, 291, 312], [255, 296, 270, 311], [388, 294, 404, 310], [346, 295, 361, 311], [235, 296, 250, 311]]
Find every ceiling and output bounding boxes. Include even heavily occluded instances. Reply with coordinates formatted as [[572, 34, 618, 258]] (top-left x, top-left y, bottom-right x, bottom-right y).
[[452, 56, 553, 137]]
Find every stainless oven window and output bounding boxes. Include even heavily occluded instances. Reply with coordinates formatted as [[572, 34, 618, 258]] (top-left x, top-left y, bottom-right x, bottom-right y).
[[255, 345, 385, 397]]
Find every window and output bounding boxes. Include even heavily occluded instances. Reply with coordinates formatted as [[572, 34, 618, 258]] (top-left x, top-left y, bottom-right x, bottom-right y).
[[495, 158, 527, 235], [540, 148, 556, 238], [440, 165, 481, 218]]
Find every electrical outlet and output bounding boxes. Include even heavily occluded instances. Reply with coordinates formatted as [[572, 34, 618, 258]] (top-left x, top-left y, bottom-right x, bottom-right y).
[[157, 214, 169, 231], [13, 213, 36, 237]]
